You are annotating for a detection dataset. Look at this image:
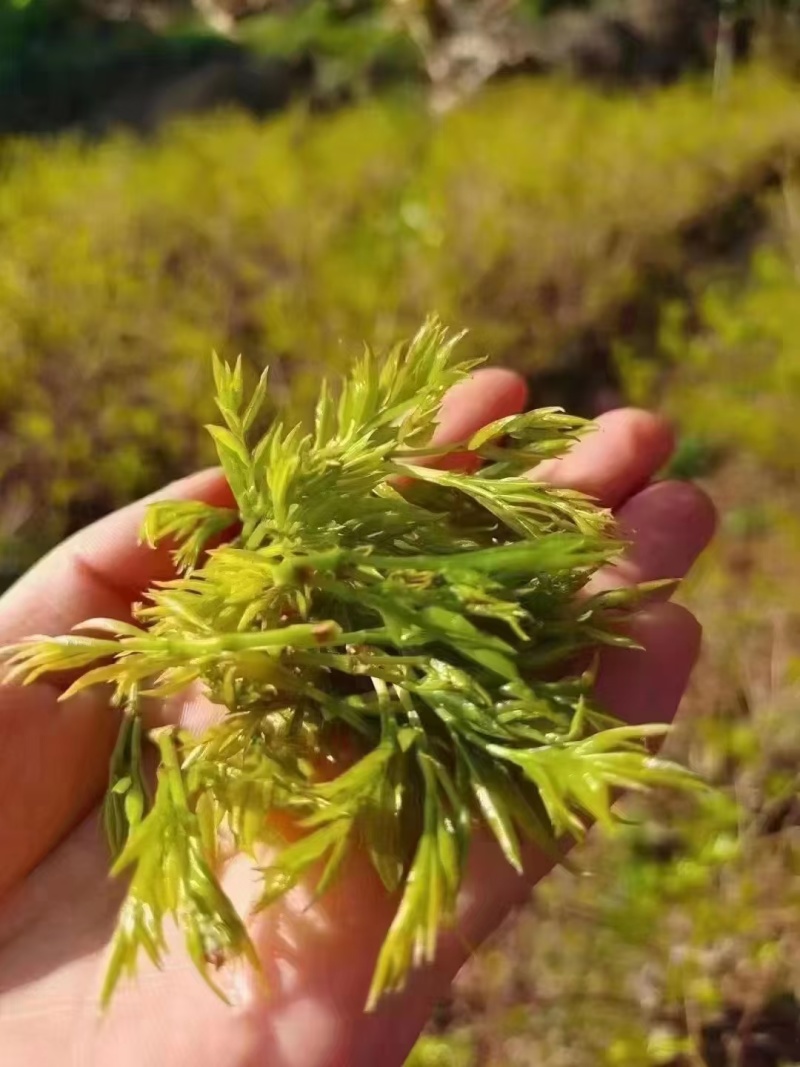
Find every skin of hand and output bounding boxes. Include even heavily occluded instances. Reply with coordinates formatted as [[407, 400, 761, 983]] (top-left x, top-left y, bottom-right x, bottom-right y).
[[0, 369, 716, 1067]]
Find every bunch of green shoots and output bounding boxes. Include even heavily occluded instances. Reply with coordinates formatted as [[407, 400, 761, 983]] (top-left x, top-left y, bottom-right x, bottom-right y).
[[1, 318, 698, 1010]]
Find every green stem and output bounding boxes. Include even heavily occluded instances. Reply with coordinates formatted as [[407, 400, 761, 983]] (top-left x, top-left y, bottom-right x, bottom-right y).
[[120, 622, 381, 655], [154, 729, 188, 810]]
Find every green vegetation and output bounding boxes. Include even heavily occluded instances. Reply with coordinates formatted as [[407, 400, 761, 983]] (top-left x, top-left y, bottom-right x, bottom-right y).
[[0, 0, 241, 134], [6, 6, 800, 1057], [2, 65, 800, 573], [237, 0, 419, 88], [647, 242, 800, 474], [2, 320, 700, 1009]]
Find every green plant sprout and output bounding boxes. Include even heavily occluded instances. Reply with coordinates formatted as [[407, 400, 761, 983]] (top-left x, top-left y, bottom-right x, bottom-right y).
[[0, 317, 700, 1010]]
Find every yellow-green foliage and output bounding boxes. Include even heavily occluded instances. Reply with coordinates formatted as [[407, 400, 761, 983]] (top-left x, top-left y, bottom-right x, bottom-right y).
[[2, 67, 800, 561], [616, 185, 800, 629], [638, 241, 800, 475]]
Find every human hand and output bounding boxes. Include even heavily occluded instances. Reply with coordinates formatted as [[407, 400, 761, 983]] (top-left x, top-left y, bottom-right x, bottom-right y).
[[0, 369, 715, 1067]]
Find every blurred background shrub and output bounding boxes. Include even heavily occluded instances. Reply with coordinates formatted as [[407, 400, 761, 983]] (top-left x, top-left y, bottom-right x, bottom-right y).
[[3, 65, 800, 570]]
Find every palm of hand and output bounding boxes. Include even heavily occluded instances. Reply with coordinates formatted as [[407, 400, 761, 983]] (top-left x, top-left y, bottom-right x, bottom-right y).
[[0, 371, 714, 1067]]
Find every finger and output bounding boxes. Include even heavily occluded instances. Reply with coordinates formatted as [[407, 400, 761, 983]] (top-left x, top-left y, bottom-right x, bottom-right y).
[[403, 367, 529, 476], [434, 367, 529, 445], [391, 366, 528, 485], [0, 685, 121, 897], [0, 470, 231, 896], [594, 602, 702, 725], [609, 480, 718, 590], [586, 479, 717, 603], [0, 468, 233, 644], [530, 408, 675, 509]]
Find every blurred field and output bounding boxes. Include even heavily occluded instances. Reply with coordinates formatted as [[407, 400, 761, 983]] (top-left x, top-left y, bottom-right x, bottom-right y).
[[4, 8, 800, 1061], [2, 66, 800, 570]]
